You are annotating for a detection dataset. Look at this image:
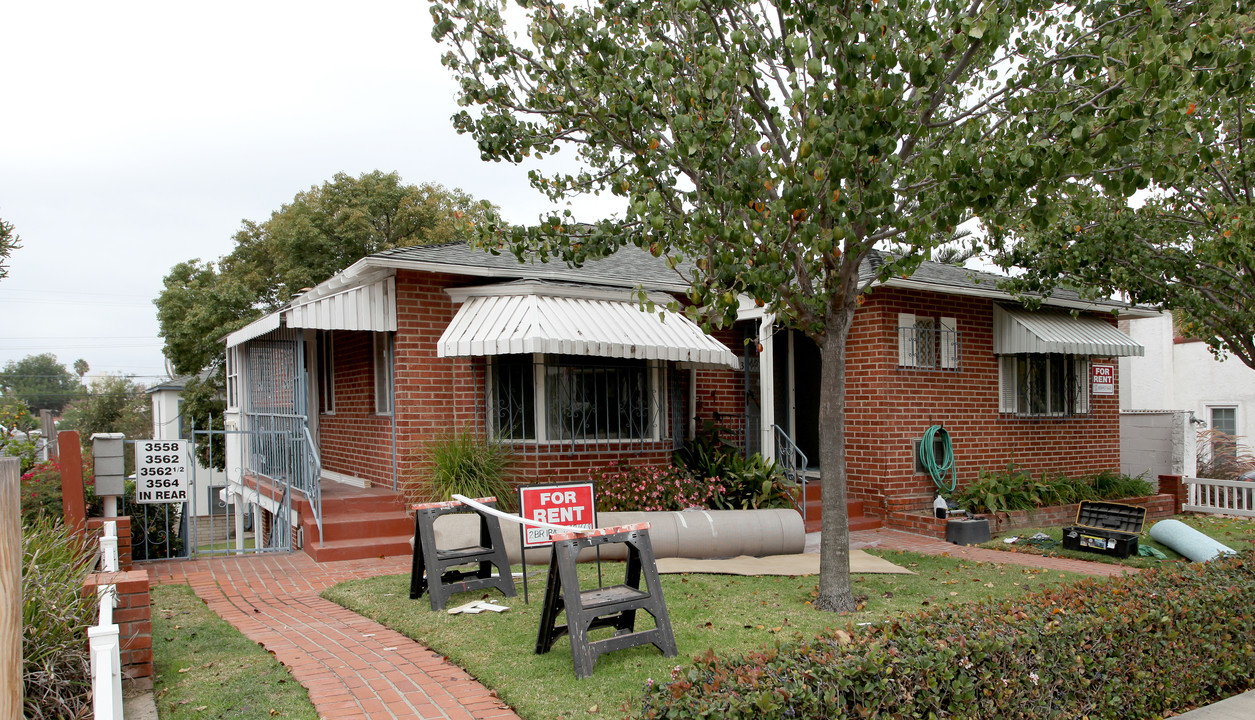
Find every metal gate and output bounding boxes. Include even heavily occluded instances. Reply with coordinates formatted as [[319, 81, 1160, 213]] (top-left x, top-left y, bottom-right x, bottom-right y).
[[243, 332, 322, 547], [185, 422, 300, 556], [119, 422, 305, 560]]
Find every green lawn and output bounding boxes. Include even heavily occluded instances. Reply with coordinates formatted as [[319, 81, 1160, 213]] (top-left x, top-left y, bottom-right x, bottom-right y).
[[979, 513, 1255, 567], [151, 585, 318, 720], [322, 550, 1084, 720]]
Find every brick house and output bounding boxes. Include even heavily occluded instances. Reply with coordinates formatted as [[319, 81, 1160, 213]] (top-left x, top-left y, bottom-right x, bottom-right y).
[[221, 242, 1152, 560]]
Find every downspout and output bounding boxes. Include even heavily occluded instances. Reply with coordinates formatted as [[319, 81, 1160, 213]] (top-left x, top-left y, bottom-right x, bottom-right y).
[[390, 334, 398, 492]]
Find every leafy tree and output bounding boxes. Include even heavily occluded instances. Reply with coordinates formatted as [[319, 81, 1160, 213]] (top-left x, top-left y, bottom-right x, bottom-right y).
[[181, 372, 227, 471], [0, 353, 83, 413], [431, 0, 1189, 609], [59, 375, 152, 452], [155, 171, 494, 376], [72, 359, 89, 379], [993, 3, 1255, 368], [0, 216, 19, 281], [0, 396, 40, 473]]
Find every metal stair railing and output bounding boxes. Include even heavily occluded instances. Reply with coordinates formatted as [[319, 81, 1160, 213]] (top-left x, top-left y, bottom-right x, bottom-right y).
[[301, 423, 323, 544], [774, 424, 808, 523]]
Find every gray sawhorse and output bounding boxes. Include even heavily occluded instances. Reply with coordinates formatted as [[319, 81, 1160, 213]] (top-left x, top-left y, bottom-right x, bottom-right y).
[[535, 522, 677, 678], [409, 496, 516, 611]]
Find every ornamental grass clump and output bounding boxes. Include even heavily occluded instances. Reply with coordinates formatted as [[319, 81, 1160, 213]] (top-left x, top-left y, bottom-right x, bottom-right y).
[[641, 551, 1255, 720], [412, 429, 517, 511], [23, 516, 99, 720]]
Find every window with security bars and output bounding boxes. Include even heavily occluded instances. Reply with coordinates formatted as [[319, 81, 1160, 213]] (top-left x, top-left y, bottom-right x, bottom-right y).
[[998, 354, 1090, 416], [489, 354, 663, 443], [898, 313, 959, 369]]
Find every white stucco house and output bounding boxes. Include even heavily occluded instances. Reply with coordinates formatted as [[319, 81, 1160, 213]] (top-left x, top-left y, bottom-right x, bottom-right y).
[[147, 376, 229, 525], [1120, 313, 1255, 476]]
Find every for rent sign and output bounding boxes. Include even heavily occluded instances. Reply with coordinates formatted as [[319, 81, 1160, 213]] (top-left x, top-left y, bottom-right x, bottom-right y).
[[1091, 363, 1115, 396], [518, 482, 596, 548]]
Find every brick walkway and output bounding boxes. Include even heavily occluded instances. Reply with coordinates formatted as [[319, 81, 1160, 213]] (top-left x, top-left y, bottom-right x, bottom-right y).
[[845, 527, 1137, 577], [147, 553, 519, 720]]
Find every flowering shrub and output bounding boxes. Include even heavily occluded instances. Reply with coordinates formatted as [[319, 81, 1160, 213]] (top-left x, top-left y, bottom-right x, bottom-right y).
[[20, 459, 99, 525], [591, 461, 727, 512], [641, 551, 1255, 720]]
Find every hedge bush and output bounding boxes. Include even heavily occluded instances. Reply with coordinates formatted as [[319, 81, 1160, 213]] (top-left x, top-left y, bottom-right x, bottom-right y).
[[953, 462, 1154, 515], [641, 552, 1255, 720]]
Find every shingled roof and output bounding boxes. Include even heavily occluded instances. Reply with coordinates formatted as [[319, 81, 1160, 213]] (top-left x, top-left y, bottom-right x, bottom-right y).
[[299, 241, 1152, 317]]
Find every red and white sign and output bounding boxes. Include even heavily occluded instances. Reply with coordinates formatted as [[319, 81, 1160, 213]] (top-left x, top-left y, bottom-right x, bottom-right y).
[[1091, 363, 1115, 395], [518, 482, 596, 548]]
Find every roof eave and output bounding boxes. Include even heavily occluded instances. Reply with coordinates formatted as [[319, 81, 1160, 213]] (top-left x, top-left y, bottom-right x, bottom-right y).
[[880, 277, 1159, 318]]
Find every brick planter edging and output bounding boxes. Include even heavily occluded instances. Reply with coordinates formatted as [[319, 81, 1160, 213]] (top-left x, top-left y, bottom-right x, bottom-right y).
[[82, 569, 153, 689], [885, 494, 1177, 540]]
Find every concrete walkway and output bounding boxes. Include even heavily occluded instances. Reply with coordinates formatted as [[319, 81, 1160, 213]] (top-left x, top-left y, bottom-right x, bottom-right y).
[[148, 553, 519, 720], [144, 529, 1245, 719]]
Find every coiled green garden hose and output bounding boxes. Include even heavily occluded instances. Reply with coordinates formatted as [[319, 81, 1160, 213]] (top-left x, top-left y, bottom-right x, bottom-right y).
[[920, 425, 957, 495]]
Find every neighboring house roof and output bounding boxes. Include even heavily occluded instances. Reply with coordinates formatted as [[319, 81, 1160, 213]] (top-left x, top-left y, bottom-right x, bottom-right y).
[[146, 368, 216, 394], [146, 375, 191, 394]]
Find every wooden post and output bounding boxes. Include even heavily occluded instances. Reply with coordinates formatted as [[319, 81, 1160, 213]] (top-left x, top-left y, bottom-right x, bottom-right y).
[[40, 410, 57, 459], [1, 458, 22, 719], [59, 431, 87, 535]]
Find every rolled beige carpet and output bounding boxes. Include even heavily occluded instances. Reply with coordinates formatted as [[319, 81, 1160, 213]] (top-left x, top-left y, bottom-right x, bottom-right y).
[[425, 508, 806, 564]]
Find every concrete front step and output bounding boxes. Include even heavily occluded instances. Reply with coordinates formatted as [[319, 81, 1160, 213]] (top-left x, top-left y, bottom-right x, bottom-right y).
[[303, 511, 414, 543], [296, 481, 415, 562], [801, 488, 882, 533], [303, 535, 414, 563]]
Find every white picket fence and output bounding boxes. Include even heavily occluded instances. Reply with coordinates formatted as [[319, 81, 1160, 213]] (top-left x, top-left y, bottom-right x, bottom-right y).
[[89, 521, 124, 719], [1183, 477, 1255, 518]]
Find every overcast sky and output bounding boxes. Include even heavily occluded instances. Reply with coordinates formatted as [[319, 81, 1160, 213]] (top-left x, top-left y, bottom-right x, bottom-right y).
[[0, 1, 618, 383]]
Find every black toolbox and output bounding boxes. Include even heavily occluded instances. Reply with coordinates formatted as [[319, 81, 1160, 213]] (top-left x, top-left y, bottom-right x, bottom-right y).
[[1061, 501, 1146, 558]]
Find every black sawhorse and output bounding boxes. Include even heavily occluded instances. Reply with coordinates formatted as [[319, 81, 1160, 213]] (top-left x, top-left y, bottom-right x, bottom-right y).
[[409, 496, 516, 611], [535, 522, 677, 678]]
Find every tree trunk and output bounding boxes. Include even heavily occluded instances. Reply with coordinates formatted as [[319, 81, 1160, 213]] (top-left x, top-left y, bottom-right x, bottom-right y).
[[813, 306, 857, 612]]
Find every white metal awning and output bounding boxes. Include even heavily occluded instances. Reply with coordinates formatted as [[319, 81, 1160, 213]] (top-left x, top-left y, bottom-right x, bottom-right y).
[[993, 305, 1144, 357], [438, 282, 738, 368], [284, 275, 396, 333], [225, 312, 282, 349]]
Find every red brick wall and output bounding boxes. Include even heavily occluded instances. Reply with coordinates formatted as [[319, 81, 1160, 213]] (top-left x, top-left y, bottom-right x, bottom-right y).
[[82, 570, 153, 689], [318, 329, 398, 487], [693, 325, 750, 442], [318, 271, 482, 491], [510, 445, 677, 488], [315, 272, 1124, 514], [845, 289, 1123, 514]]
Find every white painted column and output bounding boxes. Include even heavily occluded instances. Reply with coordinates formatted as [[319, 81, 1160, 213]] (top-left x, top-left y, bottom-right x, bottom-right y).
[[233, 492, 245, 552], [758, 316, 776, 462]]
